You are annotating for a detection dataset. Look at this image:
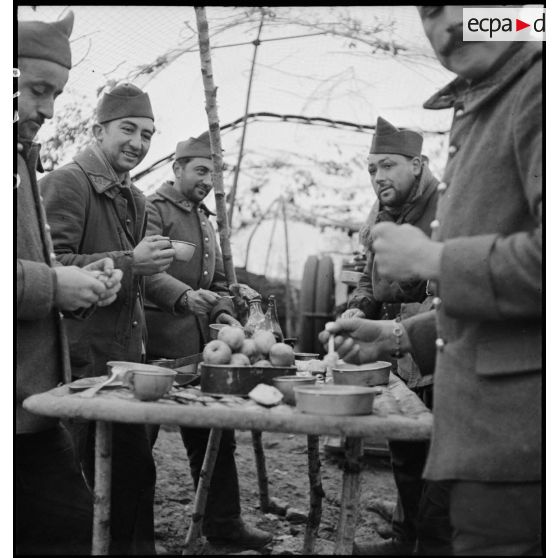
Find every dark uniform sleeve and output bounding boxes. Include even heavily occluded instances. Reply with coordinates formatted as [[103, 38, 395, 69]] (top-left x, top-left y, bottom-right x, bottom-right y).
[[143, 200, 192, 315], [40, 168, 135, 275], [346, 253, 382, 318]]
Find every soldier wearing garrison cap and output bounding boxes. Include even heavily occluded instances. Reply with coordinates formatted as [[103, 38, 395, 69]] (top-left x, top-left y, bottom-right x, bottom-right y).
[[342, 116, 451, 556], [17, 11, 125, 554], [142, 132, 273, 549], [41, 83, 176, 554]]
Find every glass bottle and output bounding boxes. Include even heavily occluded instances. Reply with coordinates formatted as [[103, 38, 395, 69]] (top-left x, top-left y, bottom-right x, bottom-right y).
[[264, 295, 284, 343], [244, 297, 266, 338]]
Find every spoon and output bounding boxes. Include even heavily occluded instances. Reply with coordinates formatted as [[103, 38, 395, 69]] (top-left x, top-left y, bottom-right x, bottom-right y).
[[79, 365, 128, 398], [321, 333, 339, 381]]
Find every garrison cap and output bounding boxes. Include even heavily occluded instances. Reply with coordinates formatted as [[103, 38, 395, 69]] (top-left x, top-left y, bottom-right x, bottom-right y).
[[18, 10, 74, 69], [97, 83, 154, 124], [175, 131, 211, 160], [370, 116, 423, 158]]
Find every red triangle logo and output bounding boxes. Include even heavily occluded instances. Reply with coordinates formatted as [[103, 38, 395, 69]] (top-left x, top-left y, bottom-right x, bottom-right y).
[[516, 18, 530, 32]]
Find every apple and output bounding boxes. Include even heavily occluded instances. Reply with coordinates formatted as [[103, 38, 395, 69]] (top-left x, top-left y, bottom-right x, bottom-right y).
[[203, 340, 232, 365], [239, 339, 261, 364], [253, 359, 272, 367], [252, 330, 276, 357], [217, 325, 245, 352], [269, 343, 295, 367], [230, 353, 251, 366]]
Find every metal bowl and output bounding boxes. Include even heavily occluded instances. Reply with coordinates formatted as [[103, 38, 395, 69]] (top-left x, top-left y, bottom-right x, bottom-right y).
[[272, 375, 317, 405], [209, 323, 227, 340], [200, 363, 297, 396], [332, 361, 391, 387], [294, 384, 377, 416]]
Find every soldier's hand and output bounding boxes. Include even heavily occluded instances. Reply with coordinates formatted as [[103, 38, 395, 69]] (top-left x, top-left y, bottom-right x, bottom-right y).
[[216, 312, 242, 327], [186, 289, 222, 315], [132, 235, 175, 276], [340, 308, 365, 319], [318, 318, 410, 364], [372, 222, 443, 282], [53, 266, 107, 311]]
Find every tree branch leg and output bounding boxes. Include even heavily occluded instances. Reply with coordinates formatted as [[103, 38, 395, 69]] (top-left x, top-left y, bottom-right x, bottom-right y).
[[334, 437, 364, 555], [183, 428, 223, 555], [92, 421, 112, 556], [303, 434, 324, 554]]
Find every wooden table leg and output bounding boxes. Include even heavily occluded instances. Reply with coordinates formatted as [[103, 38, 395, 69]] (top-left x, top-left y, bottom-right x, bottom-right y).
[[334, 437, 364, 555], [303, 434, 324, 555], [183, 427, 223, 555], [92, 421, 112, 556], [251, 430, 270, 511]]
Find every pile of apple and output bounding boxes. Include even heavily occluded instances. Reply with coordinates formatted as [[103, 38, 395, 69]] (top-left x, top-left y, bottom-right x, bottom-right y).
[[203, 326, 296, 367]]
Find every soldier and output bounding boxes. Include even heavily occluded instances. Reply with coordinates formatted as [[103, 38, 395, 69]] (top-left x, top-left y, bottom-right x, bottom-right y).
[[16, 12, 122, 554], [144, 132, 272, 550], [322, 6, 542, 555], [41, 83, 175, 554], [342, 118, 450, 556]]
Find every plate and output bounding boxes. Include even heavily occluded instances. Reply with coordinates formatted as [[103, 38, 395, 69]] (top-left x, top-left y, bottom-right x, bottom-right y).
[[68, 376, 124, 392]]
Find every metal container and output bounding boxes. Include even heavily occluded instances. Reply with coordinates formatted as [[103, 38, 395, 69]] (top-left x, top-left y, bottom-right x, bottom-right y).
[[200, 363, 297, 396], [272, 375, 317, 405], [294, 352, 320, 361], [283, 337, 298, 348], [293, 384, 377, 416], [332, 361, 391, 387], [294, 385, 377, 416], [209, 323, 227, 340]]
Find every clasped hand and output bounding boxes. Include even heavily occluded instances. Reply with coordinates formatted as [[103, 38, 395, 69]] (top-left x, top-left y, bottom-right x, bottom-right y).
[[54, 257, 123, 311], [371, 222, 442, 281], [133, 235, 175, 275]]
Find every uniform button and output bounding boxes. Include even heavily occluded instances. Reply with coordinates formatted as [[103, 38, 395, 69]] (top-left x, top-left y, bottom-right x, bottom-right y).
[[126, 218, 131, 224], [437, 182, 447, 193], [204, 237, 209, 242], [435, 338, 445, 350], [205, 253, 209, 258], [45, 223, 51, 232], [201, 221, 206, 226], [50, 252, 57, 261], [132, 320, 138, 327], [432, 297, 442, 309], [40, 195, 45, 202], [448, 145, 458, 156], [203, 270, 208, 276], [430, 219, 440, 230], [455, 109, 464, 118]]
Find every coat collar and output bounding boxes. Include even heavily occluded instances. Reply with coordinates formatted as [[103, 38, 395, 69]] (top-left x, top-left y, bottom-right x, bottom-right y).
[[153, 181, 216, 216], [18, 139, 44, 173], [423, 42, 542, 113], [73, 143, 134, 199]]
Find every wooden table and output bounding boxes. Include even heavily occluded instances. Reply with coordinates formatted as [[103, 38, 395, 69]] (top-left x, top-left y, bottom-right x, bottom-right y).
[[23, 374, 431, 555]]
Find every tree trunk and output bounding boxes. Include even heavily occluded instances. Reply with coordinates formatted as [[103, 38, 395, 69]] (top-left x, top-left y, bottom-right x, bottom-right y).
[[194, 6, 237, 285]]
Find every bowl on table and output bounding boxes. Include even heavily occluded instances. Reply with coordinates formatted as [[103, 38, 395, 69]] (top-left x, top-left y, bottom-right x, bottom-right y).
[[272, 375, 317, 405], [294, 352, 320, 361], [293, 384, 377, 416], [331, 361, 391, 387]]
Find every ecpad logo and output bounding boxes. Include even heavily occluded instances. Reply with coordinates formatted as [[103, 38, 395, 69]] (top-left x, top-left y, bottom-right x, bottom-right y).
[[463, 7, 545, 42]]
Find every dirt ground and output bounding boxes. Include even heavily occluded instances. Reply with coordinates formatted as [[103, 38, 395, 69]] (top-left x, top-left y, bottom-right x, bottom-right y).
[[152, 425, 398, 555]]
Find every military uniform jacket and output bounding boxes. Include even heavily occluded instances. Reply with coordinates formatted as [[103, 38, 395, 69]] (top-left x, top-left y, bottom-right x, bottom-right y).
[[404, 43, 542, 482], [144, 181, 233, 359], [40, 144, 154, 378], [16, 142, 70, 433]]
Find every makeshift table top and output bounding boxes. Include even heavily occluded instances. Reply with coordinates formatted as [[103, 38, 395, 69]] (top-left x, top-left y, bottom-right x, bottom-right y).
[[23, 373, 432, 442]]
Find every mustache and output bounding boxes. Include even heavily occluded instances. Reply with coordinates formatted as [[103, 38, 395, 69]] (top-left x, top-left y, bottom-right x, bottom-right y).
[[440, 23, 464, 56]]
